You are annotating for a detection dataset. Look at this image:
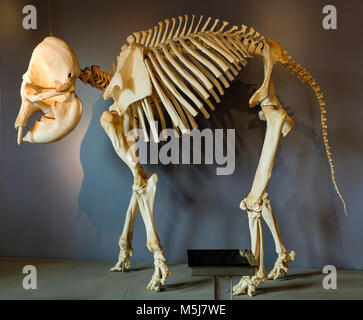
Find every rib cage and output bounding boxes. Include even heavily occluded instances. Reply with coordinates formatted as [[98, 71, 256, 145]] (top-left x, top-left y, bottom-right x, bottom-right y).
[[123, 14, 265, 142]]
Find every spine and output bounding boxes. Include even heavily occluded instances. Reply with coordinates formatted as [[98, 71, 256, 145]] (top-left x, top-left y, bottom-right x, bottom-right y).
[[79, 65, 114, 91], [283, 59, 348, 215]]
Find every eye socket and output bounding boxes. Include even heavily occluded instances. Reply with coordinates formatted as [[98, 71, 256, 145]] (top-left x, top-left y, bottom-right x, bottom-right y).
[[68, 73, 72, 78]]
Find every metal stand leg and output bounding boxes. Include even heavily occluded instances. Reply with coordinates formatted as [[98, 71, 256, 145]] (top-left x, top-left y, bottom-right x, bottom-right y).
[[280, 269, 288, 280], [214, 276, 232, 300]]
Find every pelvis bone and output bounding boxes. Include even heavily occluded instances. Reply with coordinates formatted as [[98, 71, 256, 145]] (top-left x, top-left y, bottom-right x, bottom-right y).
[[15, 36, 83, 144]]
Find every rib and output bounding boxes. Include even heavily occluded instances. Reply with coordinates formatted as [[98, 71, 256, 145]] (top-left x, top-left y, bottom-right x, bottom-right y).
[[160, 43, 210, 100], [152, 47, 204, 112], [168, 40, 213, 90], [130, 104, 139, 138], [225, 33, 251, 58], [187, 36, 230, 72], [199, 34, 238, 63], [141, 97, 159, 142], [189, 84, 213, 116], [151, 94, 167, 139], [137, 101, 150, 142], [178, 38, 222, 79], [183, 107, 198, 129], [161, 84, 190, 133], [208, 33, 245, 64], [187, 53, 224, 100], [144, 59, 182, 128], [205, 40, 240, 74], [147, 51, 198, 117]]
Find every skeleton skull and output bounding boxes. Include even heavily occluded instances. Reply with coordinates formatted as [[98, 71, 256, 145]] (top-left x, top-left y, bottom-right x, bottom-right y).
[[15, 36, 83, 144]]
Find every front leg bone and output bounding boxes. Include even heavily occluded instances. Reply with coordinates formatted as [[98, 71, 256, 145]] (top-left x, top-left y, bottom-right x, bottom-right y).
[[147, 250, 171, 292], [101, 111, 171, 290], [110, 192, 139, 273], [133, 175, 171, 291], [110, 239, 133, 273]]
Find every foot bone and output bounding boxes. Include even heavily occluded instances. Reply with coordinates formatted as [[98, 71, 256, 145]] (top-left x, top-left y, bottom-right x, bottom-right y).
[[147, 259, 171, 292], [268, 250, 296, 280], [110, 246, 133, 272], [233, 275, 267, 297]]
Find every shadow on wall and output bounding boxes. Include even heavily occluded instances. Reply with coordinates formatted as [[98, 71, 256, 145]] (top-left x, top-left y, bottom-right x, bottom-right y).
[[155, 82, 262, 256], [76, 79, 341, 265], [77, 97, 134, 233]]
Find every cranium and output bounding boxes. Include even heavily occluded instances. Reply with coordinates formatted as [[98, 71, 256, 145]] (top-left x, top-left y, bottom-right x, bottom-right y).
[[15, 36, 83, 144]]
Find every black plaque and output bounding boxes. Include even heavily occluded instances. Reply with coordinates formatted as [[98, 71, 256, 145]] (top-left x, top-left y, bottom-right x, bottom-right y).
[[187, 249, 257, 277]]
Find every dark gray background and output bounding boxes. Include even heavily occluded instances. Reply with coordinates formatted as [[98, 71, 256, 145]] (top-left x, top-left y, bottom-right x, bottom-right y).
[[0, 0, 362, 271]]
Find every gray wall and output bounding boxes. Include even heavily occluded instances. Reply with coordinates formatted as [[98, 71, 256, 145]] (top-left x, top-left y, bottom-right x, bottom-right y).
[[0, 0, 362, 270]]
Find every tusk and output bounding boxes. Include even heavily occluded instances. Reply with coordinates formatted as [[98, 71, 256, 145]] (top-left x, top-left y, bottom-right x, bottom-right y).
[[17, 126, 23, 145]]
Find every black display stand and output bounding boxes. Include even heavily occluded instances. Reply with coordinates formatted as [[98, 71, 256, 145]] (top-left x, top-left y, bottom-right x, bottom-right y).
[[187, 249, 258, 300]]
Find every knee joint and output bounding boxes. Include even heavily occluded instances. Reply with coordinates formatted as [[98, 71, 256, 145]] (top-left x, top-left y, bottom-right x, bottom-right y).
[[241, 193, 270, 217]]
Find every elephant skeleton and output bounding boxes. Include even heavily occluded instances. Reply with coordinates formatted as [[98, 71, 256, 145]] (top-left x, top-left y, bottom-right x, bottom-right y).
[[15, 14, 347, 296]]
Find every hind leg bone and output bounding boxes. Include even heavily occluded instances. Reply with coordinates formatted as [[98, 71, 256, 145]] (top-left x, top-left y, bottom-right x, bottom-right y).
[[233, 103, 287, 296], [262, 196, 296, 280]]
